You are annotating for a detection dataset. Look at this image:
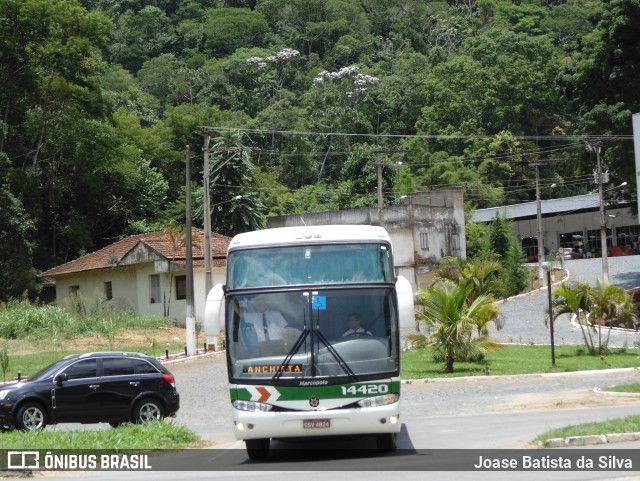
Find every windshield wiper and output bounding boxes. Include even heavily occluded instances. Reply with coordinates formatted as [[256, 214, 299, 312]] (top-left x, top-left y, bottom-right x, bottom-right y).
[[314, 329, 357, 380], [273, 329, 309, 381]]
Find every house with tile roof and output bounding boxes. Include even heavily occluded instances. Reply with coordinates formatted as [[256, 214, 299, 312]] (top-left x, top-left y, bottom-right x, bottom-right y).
[[40, 229, 232, 325]]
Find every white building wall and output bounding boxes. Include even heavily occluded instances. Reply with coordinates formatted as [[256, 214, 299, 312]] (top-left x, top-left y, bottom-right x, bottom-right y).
[[52, 264, 227, 327], [54, 266, 138, 313]]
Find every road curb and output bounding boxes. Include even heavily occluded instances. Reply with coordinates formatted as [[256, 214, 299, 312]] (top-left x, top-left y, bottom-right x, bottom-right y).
[[545, 432, 640, 448], [593, 387, 640, 397], [401, 366, 640, 384]]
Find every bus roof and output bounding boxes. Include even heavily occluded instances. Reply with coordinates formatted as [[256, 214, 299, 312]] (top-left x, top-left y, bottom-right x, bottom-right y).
[[228, 225, 391, 251]]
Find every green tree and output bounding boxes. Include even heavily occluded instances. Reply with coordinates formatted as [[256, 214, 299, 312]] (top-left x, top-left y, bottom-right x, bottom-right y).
[[561, 0, 640, 184], [464, 217, 494, 261], [202, 8, 270, 57], [205, 131, 265, 236], [0, 344, 9, 383], [551, 281, 595, 352], [552, 279, 637, 354], [415, 280, 501, 373], [109, 6, 175, 73], [435, 257, 502, 310], [339, 144, 397, 209], [99, 64, 162, 124], [417, 27, 563, 138], [0, 155, 37, 301], [489, 214, 530, 297], [137, 53, 182, 109]]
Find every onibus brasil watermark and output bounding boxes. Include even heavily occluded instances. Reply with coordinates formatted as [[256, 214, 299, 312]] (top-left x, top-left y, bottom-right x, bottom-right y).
[[6, 450, 152, 471]]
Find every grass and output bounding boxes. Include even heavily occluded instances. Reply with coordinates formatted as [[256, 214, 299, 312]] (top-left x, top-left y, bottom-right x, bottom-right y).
[[534, 416, 640, 445], [1, 337, 197, 381], [401, 343, 640, 446], [0, 422, 205, 450], [0, 297, 205, 380], [601, 382, 640, 393], [0, 300, 207, 453], [401, 344, 640, 379]]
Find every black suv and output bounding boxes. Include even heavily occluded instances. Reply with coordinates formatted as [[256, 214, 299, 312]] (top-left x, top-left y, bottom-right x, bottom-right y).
[[0, 352, 180, 431]]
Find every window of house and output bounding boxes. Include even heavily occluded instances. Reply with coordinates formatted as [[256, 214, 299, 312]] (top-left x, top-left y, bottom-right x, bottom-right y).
[[419, 232, 429, 250], [104, 281, 113, 300], [150, 275, 160, 304], [69, 285, 79, 297], [175, 275, 186, 300]]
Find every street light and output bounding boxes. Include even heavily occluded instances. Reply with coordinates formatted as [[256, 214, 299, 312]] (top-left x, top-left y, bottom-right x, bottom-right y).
[[585, 141, 627, 283], [541, 262, 555, 366], [534, 165, 555, 288], [599, 180, 627, 283]]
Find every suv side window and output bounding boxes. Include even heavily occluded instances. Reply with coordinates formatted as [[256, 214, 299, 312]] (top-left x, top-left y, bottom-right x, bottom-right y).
[[134, 359, 159, 374], [103, 357, 135, 376], [63, 359, 97, 380]]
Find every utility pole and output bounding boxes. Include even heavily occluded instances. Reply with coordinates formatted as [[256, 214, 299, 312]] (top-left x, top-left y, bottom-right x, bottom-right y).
[[532, 163, 545, 288], [198, 128, 260, 295], [185, 145, 196, 356], [592, 141, 609, 283], [372, 149, 406, 227], [202, 134, 213, 296], [376, 158, 384, 226]]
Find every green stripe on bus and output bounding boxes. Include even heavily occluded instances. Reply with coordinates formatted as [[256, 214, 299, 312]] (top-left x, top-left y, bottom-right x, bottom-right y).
[[231, 381, 400, 402]]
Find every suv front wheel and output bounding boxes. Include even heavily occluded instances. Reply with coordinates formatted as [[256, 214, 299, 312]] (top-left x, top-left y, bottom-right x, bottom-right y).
[[16, 402, 48, 431], [133, 398, 164, 424]]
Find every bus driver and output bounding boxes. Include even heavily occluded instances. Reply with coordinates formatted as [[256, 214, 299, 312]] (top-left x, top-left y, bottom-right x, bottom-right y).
[[342, 313, 372, 337]]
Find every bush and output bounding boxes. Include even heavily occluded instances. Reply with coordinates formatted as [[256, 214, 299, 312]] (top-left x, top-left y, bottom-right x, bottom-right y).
[[0, 297, 172, 340]]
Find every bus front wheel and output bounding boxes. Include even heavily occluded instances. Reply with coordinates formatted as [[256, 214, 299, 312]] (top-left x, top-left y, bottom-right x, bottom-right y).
[[246, 438, 270, 460], [376, 433, 397, 452]]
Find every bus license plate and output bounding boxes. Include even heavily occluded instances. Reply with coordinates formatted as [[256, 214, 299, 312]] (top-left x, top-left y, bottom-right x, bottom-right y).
[[303, 419, 330, 429]]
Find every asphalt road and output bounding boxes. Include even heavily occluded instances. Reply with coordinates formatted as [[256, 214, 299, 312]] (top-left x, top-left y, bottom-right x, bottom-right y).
[[35, 256, 640, 480], [171, 255, 640, 445], [489, 256, 640, 347]]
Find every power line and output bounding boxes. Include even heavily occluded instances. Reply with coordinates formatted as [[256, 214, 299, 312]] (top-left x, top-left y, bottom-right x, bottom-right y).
[[201, 126, 634, 141]]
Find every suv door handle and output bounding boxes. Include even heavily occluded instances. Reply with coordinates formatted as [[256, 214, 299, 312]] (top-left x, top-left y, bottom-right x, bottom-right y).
[[129, 382, 140, 387], [89, 384, 100, 389]]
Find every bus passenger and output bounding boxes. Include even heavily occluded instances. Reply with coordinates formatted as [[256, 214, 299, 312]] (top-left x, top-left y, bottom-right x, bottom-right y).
[[342, 313, 372, 337], [243, 295, 288, 342]]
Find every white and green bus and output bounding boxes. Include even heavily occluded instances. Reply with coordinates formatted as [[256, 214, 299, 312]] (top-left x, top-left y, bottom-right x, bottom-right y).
[[205, 225, 414, 459]]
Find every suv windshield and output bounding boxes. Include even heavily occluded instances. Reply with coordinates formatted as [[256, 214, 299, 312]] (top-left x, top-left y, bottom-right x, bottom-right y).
[[27, 359, 69, 382], [225, 287, 399, 383]]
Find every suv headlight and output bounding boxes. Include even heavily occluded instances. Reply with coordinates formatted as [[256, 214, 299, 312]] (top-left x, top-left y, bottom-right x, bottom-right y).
[[357, 394, 398, 408], [233, 400, 273, 412]]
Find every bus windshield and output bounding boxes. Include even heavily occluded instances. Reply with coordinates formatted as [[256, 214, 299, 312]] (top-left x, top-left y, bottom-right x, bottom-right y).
[[227, 243, 394, 289], [225, 288, 399, 383]]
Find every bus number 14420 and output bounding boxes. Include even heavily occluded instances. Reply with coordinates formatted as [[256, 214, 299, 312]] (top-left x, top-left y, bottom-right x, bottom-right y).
[[341, 384, 389, 396]]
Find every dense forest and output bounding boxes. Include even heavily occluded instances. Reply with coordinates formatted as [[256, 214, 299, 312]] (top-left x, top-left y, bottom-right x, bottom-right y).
[[1, 0, 639, 301]]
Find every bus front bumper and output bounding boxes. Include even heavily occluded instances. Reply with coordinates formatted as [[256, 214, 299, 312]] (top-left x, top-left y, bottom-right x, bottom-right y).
[[232, 402, 401, 440]]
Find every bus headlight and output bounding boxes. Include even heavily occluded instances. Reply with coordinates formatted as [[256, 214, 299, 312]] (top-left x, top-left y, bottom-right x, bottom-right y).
[[357, 394, 398, 408], [233, 400, 273, 412]]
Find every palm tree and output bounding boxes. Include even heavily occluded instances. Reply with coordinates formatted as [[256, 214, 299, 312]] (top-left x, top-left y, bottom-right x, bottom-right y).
[[551, 281, 594, 352], [552, 280, 637, 354], [416, 280, 502, 373], [434, 257, 505, 335], [590, 279, 637, 352]]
